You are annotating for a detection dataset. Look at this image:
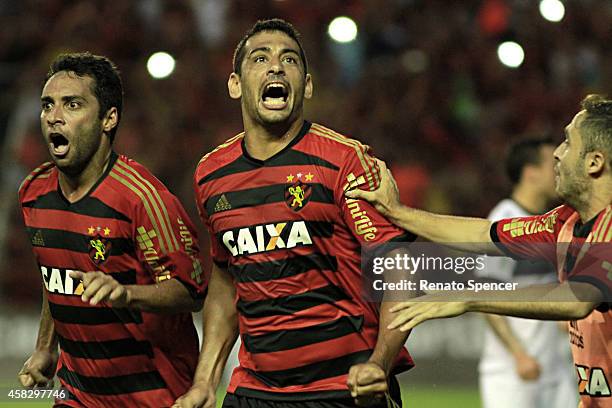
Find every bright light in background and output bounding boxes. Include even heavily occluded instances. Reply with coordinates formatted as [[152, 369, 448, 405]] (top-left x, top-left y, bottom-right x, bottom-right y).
[[328, 16, 358, 43], [497, 41, 525, 68], [539, 0, 565, 22], [147, 52, 176, 79]]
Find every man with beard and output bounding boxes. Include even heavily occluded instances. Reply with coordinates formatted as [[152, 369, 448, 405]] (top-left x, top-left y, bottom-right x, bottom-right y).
[[175, 19, 414, 408], [345, 95, 612, 408], [18, 52, 206, 407], [477, 138, 576, 408]]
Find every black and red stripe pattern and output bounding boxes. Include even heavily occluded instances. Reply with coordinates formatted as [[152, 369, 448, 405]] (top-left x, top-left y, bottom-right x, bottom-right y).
[[195, 121, 414, 400], [19, 152, 205, 408]]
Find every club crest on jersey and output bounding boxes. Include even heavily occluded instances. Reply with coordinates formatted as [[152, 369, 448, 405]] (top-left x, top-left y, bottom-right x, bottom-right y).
[[87, 226, 111, 265], [285, 172, 313, 211]]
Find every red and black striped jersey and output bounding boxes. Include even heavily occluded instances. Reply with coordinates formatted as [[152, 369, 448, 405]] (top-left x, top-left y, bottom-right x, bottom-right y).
[[19, 152, 207, 408], [194, 121, 415, 401], [491, 204, 611, 406]]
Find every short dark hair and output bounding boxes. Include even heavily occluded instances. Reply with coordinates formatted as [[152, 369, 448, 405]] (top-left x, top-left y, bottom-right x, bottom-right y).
[[579, 94, 612, 166], [44, 52, 123, 142], [506, 137, 555, 184], [233, 18, 308, 76]]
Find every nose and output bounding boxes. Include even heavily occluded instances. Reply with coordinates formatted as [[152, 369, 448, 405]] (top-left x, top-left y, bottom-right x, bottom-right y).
[[45, 106, 65, 126], [553, 143, 562, 160], [268, 56, 285, 76]]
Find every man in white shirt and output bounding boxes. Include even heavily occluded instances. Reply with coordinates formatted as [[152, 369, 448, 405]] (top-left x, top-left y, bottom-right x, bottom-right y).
[[478, 138, 577, 408]]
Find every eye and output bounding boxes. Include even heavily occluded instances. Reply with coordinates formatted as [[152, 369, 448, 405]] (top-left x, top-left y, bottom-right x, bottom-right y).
[[254, 55, 267, 63], [67, 100, 81, 109], [283, 56, 297, 64], [41, 102, 52, 111]]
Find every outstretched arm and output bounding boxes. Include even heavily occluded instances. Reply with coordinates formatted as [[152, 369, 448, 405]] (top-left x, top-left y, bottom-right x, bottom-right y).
[[345, 159, 502, 255], [387, 281, 603, 332]]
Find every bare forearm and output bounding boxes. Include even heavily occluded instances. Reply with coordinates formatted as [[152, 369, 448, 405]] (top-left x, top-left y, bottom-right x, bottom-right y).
[[387, 205, 500, 254], [369, 301, 410, 374], [36, 291, 58, 352], [192, 265, 239, 389], [193, 300, 238, 388], [471, 301, 593, 320], [126, 279, 202, 313], [467, 282, 602, 320]]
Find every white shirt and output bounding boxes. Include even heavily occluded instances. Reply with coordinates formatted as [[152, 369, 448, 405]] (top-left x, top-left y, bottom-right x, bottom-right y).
[[477, 199, 573, 381]]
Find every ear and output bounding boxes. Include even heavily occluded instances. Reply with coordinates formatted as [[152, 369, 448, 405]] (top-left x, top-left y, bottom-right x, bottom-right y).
[[304, 74, 313, 100], [228, 73, 242, 99], [585, 151, 605, 176], [102, 107, 118, 134]]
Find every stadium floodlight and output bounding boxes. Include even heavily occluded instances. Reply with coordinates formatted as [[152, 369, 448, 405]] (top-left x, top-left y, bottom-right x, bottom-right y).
[[497, 41, 525, 68], [539, 0, 565, 23], [328, 16, 358, 43], [147, 52, 176, 79]]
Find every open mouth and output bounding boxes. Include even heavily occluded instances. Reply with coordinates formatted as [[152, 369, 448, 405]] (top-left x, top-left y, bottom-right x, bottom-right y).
[[49, 132, 70, 157], [261, 83, 289, 109]]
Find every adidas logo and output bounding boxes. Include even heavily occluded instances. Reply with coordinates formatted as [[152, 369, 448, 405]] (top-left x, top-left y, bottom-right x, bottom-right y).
[[214, 194, 232, 212], [31, 230, 45, 247]]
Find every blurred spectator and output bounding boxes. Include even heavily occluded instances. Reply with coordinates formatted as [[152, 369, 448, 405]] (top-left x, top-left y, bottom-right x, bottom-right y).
[[1, 0, 610, 306]]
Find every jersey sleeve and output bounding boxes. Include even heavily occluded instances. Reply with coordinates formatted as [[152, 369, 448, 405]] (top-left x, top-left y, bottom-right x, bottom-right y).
[[132, 190, 207, 298], [336, 145, 416, 245], [569, 223, 612, 307], [489, 205, 570, 263], [193, 176, 230, 268]]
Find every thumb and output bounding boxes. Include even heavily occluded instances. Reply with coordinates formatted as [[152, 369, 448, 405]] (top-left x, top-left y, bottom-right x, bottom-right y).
[[19, 373, 34, 388]]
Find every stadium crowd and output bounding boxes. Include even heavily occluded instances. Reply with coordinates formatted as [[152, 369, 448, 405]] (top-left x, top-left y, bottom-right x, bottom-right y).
[[1, 0, 610, 305]]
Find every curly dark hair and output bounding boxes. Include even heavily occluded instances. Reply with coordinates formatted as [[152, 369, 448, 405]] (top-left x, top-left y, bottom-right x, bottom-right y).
[[233, 18, 308, 76], [44, 52, 123, 142]]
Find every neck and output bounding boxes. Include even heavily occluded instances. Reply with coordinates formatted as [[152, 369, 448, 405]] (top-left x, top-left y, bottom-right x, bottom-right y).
[[58, 149, 112, 203], [511, 183, 549, 214], [243, 115, 304, 161], [573, 179, 612, 222]]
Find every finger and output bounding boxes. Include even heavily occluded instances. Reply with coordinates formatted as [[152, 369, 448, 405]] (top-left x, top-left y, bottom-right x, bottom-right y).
[[18, 373, 34, 388], [81, 275, 108, 302], [27, 368, 50, 386], [69, 270, 84, 280], [388, 308, 420, 329], [374, 158, 388, 172], [400, 314, 428, 332], [356, 368, 386, 386], [354, 381, 388, 395], [345, 189, 373, 201], [108, 286, 126, 302], [347, 366, 362, 396], [89, 284, 114, 305], [389, 302, 415, 313]]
